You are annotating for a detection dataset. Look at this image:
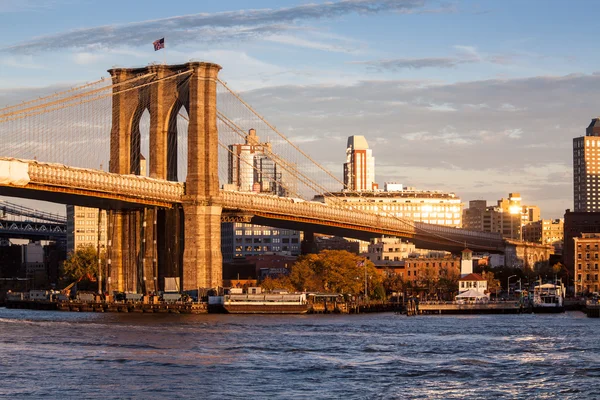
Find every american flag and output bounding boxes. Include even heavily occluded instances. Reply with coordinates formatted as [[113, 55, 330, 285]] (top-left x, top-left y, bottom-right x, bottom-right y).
[[153, 38, 165, 51]]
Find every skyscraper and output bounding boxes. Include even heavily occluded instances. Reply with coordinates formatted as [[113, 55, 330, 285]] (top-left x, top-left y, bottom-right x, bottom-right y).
[[573, 118, 600, 211], [343, 135, 377, 191]]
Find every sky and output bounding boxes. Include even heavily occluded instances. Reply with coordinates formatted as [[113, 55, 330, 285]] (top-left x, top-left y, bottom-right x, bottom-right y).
[[1, 0, 599, 219]]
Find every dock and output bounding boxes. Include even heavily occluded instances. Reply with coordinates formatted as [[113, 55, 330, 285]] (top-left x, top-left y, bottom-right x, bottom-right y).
[[5, 300, 208, 314], [416, 300, 525, 315], [585, 300, 600, 318]]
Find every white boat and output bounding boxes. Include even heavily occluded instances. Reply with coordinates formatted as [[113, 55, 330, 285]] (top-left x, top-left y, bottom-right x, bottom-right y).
[[532, 281, 565, 313]]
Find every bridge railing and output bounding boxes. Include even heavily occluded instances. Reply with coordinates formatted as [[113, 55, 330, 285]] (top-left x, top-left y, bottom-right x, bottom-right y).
[[24, 159, 184, 203], [220, 191, 417, 236]]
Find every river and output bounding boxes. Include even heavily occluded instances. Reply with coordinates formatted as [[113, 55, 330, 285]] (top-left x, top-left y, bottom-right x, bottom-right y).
[[0, 309, 598, 399]]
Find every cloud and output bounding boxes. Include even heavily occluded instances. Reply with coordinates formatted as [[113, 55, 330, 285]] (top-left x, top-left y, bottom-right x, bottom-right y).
[[234, 72, 600, 217], [264, 34, 358, 53], [352, 45, 516, 71], [5, 0, 432, 54], [0, 55, 45, 69], [353, 57, 469, 70]]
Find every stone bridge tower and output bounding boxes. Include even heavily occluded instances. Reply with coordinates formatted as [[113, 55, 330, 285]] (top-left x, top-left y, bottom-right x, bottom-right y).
[[108, 62, 223, 293]]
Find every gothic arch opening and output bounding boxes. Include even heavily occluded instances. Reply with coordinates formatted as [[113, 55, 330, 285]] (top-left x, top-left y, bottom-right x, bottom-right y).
[[130, 107, 150, 176], [165, 102, 189, 182]]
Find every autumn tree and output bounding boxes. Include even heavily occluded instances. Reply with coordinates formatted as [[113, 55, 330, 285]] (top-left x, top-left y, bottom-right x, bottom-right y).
[[283, 250, 383, 296], [482, 270, 501, 298], [260, 276, 296, 293]]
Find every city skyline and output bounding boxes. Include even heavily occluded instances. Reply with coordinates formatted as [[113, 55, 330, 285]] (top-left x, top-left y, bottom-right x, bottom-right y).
[[3, 0, 600, 218]]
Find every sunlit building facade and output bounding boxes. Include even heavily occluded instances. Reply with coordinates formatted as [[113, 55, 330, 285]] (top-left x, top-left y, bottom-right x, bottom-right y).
[[573, 233, 600, 294], [66, 205, 107, 254], [462, 193, 540, 240], [343, 135, 377, 192], [316, 183, 463, 227], [574, 118, 600, 212]]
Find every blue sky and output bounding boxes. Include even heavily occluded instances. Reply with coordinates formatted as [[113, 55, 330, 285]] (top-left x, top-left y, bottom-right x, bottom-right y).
[[2, 0, 600, 218]]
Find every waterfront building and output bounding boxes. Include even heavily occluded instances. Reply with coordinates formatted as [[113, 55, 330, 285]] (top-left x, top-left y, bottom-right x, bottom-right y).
[[460, 248, 473, 276], [315, 182, 463, 227], [344, 135, 377, 191], [462, 193, 540, 240], [573, 118, 600, 212], [66, 205, 107, 254], [458, 273, 488, 294], [573, 233, 600, 294], [522, 219, 564, 249]]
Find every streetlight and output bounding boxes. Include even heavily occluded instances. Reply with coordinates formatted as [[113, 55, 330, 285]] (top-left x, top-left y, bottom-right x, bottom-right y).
[[508, 275, 517, 298]]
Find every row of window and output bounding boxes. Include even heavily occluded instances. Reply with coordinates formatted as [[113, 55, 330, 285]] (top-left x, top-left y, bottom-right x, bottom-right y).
[[234, 245, 299, 252], [234, 238, 298, 244], [577, 263, 600, 270], [234, 229, 299, 236], [74, 235, 105, 241], [577, 253, 600, 260]]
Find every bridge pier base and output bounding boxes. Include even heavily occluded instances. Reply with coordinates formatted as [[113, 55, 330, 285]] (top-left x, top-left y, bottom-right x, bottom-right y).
[[182, 203, 222, 291]]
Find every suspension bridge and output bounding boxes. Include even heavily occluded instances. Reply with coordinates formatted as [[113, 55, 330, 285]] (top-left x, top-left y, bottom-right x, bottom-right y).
[[0, 200, 66, 242], [0, 61, 508, 294]]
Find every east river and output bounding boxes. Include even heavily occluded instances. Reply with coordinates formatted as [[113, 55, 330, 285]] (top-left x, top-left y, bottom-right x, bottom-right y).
[[0, 308, 598, 399]]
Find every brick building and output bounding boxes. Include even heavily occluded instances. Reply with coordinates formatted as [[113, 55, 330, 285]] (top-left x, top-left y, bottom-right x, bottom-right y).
[[573, 233, 600, 294]]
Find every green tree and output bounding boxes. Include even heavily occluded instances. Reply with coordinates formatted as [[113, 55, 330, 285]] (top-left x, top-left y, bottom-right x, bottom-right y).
[[61, 244, 99, 282]]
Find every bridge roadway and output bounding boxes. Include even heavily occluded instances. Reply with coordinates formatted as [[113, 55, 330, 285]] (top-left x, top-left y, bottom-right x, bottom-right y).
[[0, 157, 504, 253]]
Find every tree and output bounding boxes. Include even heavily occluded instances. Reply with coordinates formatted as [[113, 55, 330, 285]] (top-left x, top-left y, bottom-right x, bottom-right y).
[[285, 250, 382, 296], [61, 244, 99, 282], [482, 270, 501, 298], [260, 276, 296, 293]]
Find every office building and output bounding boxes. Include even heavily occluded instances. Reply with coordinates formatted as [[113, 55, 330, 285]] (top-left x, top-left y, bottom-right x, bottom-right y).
[[227, 128, 289, 196], [462, 193, 540, 239], [343, 135, 377, 191], [222, 129, 301, 261], [522, 219, 564, 248], [66, 205, 107, 254], [573, 118, 600, 212]]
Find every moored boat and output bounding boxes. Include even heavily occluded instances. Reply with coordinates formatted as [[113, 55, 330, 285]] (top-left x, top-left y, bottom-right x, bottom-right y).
[[210, 292, 309, 314], [533, 281, 565, 313]]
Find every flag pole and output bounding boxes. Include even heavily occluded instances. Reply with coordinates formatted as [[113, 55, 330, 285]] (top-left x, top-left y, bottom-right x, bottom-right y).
[[163, 37, 166, 65]]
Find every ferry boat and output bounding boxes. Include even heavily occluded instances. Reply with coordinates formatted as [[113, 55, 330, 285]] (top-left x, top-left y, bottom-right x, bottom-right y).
[[208, 291, 309, 314], [532, 281, 565, 313]]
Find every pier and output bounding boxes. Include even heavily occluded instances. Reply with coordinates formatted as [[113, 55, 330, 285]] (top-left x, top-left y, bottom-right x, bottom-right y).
[[416, 300, 525, 315], [5, 299, 208, 314]]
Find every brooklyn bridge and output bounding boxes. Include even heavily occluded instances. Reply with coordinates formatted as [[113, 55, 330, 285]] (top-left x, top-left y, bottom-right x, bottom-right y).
[[0, 62, 528, 294]]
